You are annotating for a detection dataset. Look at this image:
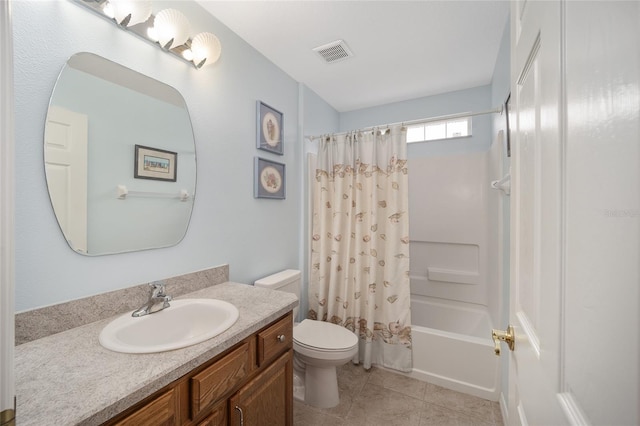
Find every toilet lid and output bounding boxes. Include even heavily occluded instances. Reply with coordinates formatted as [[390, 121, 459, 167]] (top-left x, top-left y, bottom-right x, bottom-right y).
[[294, 319, 358, 350]]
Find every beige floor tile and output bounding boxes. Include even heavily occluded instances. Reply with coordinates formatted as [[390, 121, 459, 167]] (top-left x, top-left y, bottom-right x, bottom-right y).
[[419, 402, 461, 426], [344, 382, 424, 426], [423, 382, 495, 422], [299, 362, 370, 419], [294, 400, 345, 426], [367, 367, 427, 400], [490, 401, 503, 425], [337, 362, 371, 393], [455, 412, 495, 426], [295, 364, 500, 426]]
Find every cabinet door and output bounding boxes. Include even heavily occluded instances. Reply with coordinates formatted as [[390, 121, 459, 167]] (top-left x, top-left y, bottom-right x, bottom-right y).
[[196, 399, 226, 426], [229, 350, 293, 426]]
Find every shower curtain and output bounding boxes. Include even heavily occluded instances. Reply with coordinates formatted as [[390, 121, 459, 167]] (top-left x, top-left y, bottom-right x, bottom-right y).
[[308, 125, 412, 372]]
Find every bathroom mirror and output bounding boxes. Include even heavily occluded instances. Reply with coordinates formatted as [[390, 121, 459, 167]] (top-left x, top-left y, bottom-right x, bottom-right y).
[[44, 52, 196, 256]]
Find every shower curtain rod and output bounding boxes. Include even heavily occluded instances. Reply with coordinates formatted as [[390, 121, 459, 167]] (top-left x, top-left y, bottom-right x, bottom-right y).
[[305, 105, 504, 141]]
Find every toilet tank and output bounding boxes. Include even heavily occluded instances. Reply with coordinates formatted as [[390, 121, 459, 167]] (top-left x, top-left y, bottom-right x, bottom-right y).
[[254, 269, 301, 319]]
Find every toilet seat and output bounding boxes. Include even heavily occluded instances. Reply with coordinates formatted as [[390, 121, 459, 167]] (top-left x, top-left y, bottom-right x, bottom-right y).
[[293, 319, 358, 351]]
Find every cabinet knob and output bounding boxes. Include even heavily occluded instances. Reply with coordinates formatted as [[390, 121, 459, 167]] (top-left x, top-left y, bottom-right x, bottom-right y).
[[277, 334, 286, 343]]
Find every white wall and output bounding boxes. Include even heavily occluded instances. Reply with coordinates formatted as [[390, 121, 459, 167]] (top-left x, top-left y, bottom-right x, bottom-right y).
[[13, 0, 301, 311]]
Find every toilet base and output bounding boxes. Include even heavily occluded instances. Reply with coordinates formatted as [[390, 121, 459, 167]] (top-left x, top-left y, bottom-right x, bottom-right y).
[[293, 372, 305, 402], [303, 364, 340, 408]]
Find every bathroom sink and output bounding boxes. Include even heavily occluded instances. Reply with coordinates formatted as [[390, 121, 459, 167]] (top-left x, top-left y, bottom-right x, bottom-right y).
[[99, 299, 239, 354]]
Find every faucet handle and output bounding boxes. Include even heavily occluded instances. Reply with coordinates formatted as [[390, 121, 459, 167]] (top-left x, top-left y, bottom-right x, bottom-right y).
[[150, 281, 167, 297]]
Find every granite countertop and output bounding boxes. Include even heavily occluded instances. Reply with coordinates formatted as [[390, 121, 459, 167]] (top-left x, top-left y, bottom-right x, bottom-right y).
[[15, 282, 298, 426]]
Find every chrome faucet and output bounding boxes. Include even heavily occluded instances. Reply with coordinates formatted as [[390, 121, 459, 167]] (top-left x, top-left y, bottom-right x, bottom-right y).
[[132, 282, 172, 317]]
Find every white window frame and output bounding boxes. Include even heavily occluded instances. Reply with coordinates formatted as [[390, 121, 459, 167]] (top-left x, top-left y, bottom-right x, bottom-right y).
[[406, 116, 472, 143]]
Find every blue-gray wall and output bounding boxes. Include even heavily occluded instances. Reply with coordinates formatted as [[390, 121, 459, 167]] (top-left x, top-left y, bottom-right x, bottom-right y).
[[14, 0, 301, 311], [13, 0, 511, 326], [339, 85, 493, 158]]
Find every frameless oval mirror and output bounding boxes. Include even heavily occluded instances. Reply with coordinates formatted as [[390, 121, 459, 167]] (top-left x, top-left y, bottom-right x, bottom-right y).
[[44, 52, 196, 256]]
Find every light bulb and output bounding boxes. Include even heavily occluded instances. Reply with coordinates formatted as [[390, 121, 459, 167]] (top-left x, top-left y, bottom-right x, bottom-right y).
[[154, 9, 190, 49], [191, 32, 222, 68], [109, 0, 152, 27], [147, 26, 158, 42], [102, 2, 115, 19], [182, 49, 194, 62]]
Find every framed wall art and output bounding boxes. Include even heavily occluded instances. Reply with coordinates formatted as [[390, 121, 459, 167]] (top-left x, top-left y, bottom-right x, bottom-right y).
[[256, 101, 283, 155], [134, 145, 177, 182], [254, 157, 285, 199]]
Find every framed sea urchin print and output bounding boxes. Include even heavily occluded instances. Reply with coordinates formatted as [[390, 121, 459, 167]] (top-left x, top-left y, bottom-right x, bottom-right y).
[[257, 101, 283, 155], [254, 157, 285, 199]]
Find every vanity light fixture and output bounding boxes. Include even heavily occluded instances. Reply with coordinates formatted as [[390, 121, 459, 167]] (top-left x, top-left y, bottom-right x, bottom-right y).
[[72, 0, 222, 69], [190, 32, 222, 69], [152, 8, 190, 50], [104, 0, 151, 27]]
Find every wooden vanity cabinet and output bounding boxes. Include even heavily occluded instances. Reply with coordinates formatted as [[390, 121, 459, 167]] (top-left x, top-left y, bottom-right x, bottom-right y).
[[105, 312, 293, 426], [229, 350, 293, 426]]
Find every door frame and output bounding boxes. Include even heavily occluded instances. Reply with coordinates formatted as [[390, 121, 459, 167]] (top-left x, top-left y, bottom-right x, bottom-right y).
[[0, 0, 16, 424]]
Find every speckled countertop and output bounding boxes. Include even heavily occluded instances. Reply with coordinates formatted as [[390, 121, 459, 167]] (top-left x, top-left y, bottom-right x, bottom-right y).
[[15, 282, 298, 426]]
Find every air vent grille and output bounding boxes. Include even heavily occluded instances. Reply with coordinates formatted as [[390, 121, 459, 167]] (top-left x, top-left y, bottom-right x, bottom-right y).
[[313, 40, 353, 64]]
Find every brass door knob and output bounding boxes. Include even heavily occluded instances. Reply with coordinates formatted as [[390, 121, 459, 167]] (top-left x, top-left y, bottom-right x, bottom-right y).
[[492, 325, 515, 355]]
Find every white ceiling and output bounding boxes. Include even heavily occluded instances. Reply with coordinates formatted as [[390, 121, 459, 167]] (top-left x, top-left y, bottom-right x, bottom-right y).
[[197, 1, 510, 112]]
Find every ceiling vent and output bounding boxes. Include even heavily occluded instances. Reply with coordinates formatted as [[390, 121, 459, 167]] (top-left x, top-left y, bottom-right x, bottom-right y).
[[312, 40, 353, 64]]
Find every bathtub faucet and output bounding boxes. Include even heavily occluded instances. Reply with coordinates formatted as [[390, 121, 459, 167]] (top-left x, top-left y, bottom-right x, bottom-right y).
[[132, 281, 172, 317]]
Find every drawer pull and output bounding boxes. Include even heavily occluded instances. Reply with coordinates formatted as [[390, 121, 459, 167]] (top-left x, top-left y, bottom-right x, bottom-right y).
[[277, 334, 286, 343], [235, 405, 244, 426]]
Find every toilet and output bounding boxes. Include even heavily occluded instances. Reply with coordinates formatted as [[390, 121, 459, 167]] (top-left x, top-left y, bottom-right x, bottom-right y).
[[255, 269, 358, 408]]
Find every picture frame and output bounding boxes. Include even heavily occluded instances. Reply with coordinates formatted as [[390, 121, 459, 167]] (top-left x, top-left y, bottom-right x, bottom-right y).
[[256, 101, 284, 155], [254, 157, 285, 199], [134, 145, 177, 182]]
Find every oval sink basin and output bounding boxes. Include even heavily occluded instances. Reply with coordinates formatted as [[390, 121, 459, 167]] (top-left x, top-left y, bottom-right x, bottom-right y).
[[99, 299, 239, 354]]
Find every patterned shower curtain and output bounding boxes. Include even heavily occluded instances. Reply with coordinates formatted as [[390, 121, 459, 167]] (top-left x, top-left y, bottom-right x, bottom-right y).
[[308, 125, 412, 372]]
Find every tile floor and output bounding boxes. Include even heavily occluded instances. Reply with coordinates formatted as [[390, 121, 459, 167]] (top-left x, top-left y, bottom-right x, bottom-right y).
[[294, 363, 503, 426]]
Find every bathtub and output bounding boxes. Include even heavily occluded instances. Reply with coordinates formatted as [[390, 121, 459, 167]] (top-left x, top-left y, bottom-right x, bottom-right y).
[[408, 296, 500, 401]]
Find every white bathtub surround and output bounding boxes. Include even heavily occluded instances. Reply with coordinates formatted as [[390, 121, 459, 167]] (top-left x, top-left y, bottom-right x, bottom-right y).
[[410, 296, 499, 400], [309, 125, 412, 372], [406, 137, 506, 401]]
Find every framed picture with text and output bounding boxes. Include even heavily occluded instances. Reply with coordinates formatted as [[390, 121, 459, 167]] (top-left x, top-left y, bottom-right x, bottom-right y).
[[254, 157, 285, 199], [256, 101, 284, 155]]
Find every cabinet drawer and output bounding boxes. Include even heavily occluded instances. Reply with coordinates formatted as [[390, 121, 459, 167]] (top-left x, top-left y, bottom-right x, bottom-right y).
[[113, 388, 177, 426], [191, 341, 251, 419], [257, 313, 292, 367]]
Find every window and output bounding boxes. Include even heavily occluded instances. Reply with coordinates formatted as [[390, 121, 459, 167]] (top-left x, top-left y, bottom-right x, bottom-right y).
[[406, 116, 472, 143]]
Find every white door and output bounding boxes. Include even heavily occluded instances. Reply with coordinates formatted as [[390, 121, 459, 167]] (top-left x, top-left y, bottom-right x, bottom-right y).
[[0, 0, 15, 422], [507, 1, 639, 425], [44, 106, 88, 253], [509, 0, 565, 423]]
